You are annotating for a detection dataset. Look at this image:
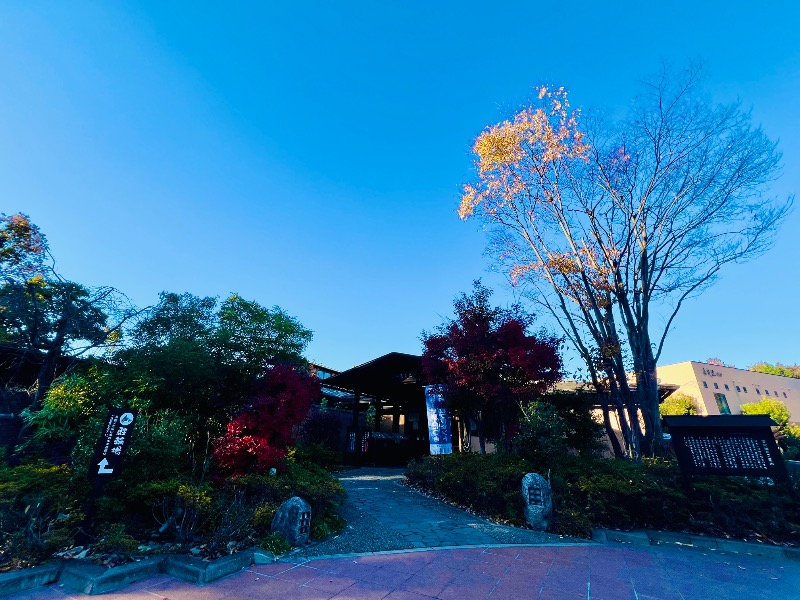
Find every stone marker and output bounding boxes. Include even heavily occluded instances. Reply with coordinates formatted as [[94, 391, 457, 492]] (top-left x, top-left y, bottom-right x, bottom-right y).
[[271, 496, 312, 546], [521, 473, 553, 531]]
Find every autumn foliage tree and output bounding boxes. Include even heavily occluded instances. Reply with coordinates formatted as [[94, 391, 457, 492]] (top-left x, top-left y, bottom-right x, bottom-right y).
[[422, 281, 562, 453], [459, 64, 791, 458], [213, 365, 321, 476]]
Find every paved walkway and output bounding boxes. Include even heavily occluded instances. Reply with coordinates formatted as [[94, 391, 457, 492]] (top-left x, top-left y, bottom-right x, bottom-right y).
[[290, 467, 572, 559], [8, 467, 799, 599], [13, 544, 799, 599]]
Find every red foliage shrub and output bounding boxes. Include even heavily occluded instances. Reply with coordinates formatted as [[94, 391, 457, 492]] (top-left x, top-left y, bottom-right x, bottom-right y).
[[213, 365, 321, 475]]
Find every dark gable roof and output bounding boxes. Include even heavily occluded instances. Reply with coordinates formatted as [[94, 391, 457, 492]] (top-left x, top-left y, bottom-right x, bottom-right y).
[[323, 352, 423, 402]]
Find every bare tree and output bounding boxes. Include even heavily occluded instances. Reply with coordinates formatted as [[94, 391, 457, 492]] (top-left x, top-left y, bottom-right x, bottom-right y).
[[460, 64, 792, 457]]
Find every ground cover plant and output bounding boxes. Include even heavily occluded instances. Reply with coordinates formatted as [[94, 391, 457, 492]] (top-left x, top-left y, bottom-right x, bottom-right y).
[[406, 452, 800, 545]]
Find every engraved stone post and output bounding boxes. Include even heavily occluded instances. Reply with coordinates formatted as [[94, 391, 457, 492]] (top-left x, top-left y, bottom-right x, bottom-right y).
[[271, 496, 312, 546], [521, 473, 553, 531]]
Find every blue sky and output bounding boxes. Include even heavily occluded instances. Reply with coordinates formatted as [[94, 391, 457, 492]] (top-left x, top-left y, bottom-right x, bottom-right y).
[[1, 2, 798, 372]]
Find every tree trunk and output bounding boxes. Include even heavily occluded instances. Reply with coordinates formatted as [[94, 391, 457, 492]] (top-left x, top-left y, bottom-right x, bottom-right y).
[[476, 412, 486, 454], [638, 345, 664, 456], [600, 398, 624, 458], [33, 349, 60, 409]]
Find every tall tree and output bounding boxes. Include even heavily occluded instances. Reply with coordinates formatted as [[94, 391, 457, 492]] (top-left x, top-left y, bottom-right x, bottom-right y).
[[115, 292, 314, 437], [0, 213, 48, 283], [459, 64, 791, 457], [1, 214, 139, 406], [0, 278, 137, 405], [421, 281, 562, 453]]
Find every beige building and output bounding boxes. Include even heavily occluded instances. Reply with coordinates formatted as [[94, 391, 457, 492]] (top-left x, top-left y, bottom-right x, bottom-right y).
[[657, 361, 800, 423]]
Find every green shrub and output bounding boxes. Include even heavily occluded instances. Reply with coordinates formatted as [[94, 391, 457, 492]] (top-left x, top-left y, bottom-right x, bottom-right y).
[[0, 460, 84, 569], [294, 442, 343, 472], [256, 532, 290, 556], [311, 512, 346, 540], [741, 398, 791, 427], [406, 453, 800, 544], [407, 454, 529, 525], [94, 523, 139, 555]]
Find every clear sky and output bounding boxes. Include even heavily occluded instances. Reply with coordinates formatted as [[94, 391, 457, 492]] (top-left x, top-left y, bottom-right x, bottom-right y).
[[1, 1, 798, 373]]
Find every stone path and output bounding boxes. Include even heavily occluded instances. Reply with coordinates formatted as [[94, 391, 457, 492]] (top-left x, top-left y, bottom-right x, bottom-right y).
[[13, 543, 799, 599], [289, 467, 574, 559]]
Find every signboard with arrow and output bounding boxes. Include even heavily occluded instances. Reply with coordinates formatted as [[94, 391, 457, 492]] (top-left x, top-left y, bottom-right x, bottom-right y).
[[78, 407, 137, 543], [91, 408, 137, 478]]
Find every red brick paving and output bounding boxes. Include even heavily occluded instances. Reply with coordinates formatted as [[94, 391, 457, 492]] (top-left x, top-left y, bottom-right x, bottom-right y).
[[6, 544, 798, 599]]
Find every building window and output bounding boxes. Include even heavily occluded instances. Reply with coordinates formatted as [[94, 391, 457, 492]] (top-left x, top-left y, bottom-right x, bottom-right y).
[[703, 381, 708, 389], [714, 383, 719, 390], [743, 387, 748, 393], [735, 386, 741, 392], [714, 393, 731, 415], [724, 384, 730, 391]]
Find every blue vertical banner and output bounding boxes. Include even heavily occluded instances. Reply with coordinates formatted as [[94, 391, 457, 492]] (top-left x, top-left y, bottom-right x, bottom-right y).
[[424, 384, 452, 455]]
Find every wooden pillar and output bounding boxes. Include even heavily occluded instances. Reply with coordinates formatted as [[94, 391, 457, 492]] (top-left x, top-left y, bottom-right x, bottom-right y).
[[352, 391, 361, 464], [392, 404, 401, 434]]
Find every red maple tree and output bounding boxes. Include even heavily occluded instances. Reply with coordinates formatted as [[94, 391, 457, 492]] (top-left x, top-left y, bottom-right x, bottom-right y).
[[422, 281, 562, 453], [213, 365, 321, 475]]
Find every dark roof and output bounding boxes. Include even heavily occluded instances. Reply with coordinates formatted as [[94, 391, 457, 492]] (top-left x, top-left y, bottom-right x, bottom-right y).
[[323, 352, 423, 405], [663, 415, 778, 428]]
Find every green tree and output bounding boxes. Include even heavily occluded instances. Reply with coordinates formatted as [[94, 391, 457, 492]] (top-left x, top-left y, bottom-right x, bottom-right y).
[[114, 292, 313, 440], [0, 278, 135, 405], [659, 393, 700, 417], [1, 214, 139, 406], [740, 397, 799, 459], [740, 397, 790, 428], [748, 362, 800, 379]]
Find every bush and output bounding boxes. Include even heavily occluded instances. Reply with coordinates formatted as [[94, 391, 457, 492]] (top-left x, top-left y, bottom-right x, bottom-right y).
[[512, 396, 604, 470], [407, 453, 530, 525], [0, 460, 84, 569], [230, 458, 346, 545], [94, 523, 139, 555], [294, 442, 343, 472], [740, 398, 800, 459], [298, 408, 343, 452], [406, 453, 800, 544], [257, 532, 290, 556], [741, 398, 791, 427]]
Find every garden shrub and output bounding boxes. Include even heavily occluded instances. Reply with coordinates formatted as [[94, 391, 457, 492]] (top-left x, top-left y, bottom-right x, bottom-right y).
[[297, 408, 343, 454], [256, 532, 290, 556], [0, 459, 84, 569], [513, 399, 603, 470], [406, 453, 800, 544], [740, 398, 800, 460], [311, 512, 346, 540], [407, 453, 529, 525], [294, 442, 343, 472], [94, 523, 139, 555]]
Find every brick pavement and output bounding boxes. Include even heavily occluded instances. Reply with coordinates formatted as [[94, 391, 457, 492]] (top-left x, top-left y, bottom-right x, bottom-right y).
[[9, 544, 798, 599]]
